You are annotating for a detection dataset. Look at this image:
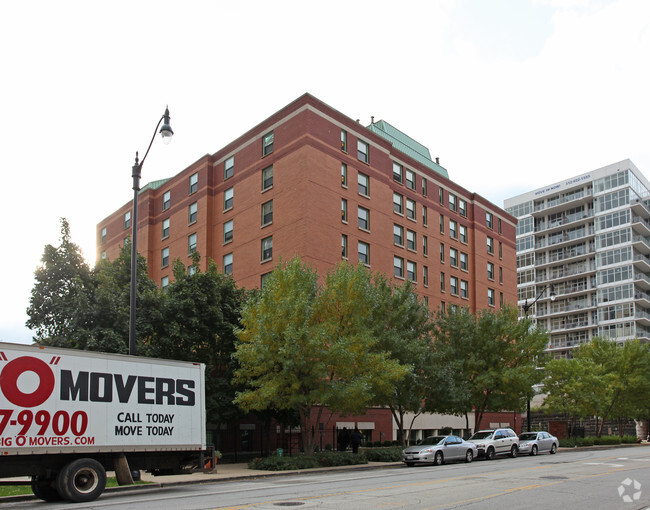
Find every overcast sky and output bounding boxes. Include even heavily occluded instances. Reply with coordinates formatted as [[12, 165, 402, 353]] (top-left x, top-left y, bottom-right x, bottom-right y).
[[1, 0, 648, 344]]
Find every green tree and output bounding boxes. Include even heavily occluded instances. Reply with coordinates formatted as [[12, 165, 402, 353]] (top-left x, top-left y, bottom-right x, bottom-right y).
[[369, 275, 433, 446], [147, 255, 246, 425], [233, 258, 407, 454], [431, 306, 549, 431], [26, 218, 93, 347]]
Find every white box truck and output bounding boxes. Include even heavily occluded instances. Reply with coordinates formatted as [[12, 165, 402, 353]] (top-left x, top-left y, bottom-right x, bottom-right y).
[[0, 342, 213, 503]]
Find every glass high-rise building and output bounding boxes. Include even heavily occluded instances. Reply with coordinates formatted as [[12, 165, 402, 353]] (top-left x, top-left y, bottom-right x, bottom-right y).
[[505, 160, 650, 358]]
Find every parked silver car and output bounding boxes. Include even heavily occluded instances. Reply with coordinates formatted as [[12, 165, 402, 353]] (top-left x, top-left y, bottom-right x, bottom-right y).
[[466, 428, 519, 459], [402, 435, 478, 466], [518, 431, 558, 455]]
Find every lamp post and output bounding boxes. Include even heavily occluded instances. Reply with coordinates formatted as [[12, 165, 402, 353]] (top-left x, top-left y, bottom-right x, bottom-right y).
[[522, 284, 556, 432], [129, 107, 173, 356]]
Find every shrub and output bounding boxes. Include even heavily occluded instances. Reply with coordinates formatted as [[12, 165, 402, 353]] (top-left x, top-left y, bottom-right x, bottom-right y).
[[248, 451, 367, 471], [593, 436, 621, 445], [372, 441, 383, 447], [362, 447, 402, 462], [621, 435, 639, 444], [559, 438, 576, 448], [383, 440, 395, 447]]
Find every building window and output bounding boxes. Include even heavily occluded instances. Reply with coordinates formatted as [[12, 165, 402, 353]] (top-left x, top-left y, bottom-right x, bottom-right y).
[[161, 275, 169, 290], [440, 272, 445, 292], [189, 266, 196, 276], [487, 236, 494, 254], [423, 266, 428, 286], [162, 190, 171, 211], [261, 272, 271, 288], [394, 256, 404, 278], [342, 234, 348, 258], [488, 262, 494, 280], [393, 193, 403, 214], [223, 253, 233, 275], [407, 230, 416, 251], [189, 202, 198, 224], [341, 163, 347, 187], [499, 241, 502, 259], [162, 218, 170, 239], [341, 130, 347, 152], [225, 156, 234, 180], [440, 214, 444, 234], [498, 218, 502, 234], [101, 251, 106, 260], [460, 280, 468, 299], [460, 225, 467, 243], [262, 200, 273, 226], [357, 139, 369, 163], [440, 301, 445, 313], [423, 235, 428, 256], [406, 199, 416, 220], [358, 241, 369, 265], [261, 236, 273, 261], [440, 242, 445, 263], [189, 173, 198, 194], [124, 211, 131, 229], [393, 162, 403, 183], [488, 288, 495, 307], [500, 292, 504, 307], [450, 276, 458, 296], [161, 247, 169, 268], [449, 194, 457, 212], [263, 131, 274, 156], [101, 227, 107, 244], [422, 179, 427, 197], [358, 206, 370, 230], [394, 224, 404, 246], [499, 266, 503, 284], [486, 212, 494, 230], [449, 220, 457, 239], [224, 187, 234, 210], [459, 199, 467, 217], [405, 169, 415, 190], [358, 172, 369, 196], [341, 199, 348, 222], [423, 206, 428, 226], [224, 220, 233, 244], [450, 248, 458, 267], [407, 261, 416, 282], [460, 252, 468, 271], [188, 233, 197, 254]]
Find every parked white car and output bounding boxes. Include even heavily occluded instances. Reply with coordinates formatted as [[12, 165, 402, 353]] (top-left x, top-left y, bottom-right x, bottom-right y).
[[466, 428, 519, 460], [518, 431, 558, 455]]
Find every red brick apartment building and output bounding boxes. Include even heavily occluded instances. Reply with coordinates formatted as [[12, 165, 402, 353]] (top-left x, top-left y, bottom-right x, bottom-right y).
[[97, 93, 516, 312]]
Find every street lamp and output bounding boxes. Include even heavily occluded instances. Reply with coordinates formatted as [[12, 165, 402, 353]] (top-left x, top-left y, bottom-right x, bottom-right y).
[[522, 284, 556, 431], [129, 107, 174, 356]]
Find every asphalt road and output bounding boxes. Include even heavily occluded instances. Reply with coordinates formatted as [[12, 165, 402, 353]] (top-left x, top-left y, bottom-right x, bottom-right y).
[[5, 446, 650, 509]]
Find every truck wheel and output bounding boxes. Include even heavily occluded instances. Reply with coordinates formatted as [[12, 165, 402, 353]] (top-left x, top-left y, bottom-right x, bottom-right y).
[[31, 476, 61, 502], [56, 458, 106, 503]]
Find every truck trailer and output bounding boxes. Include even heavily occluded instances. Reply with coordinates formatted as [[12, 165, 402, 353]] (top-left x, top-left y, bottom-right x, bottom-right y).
[[0, 342, 213, 502]]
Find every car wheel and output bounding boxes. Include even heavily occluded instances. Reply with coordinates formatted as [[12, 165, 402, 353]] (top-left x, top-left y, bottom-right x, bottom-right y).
[[56, 458, 106, 503], [465, 450, 474, 463], [509, 445, 518, 458], [550, 443, 557, 454], [486, 447, 495, 460], [433, 451, 443, 466], [530, 445, 538, 456], [31, 476, 61, 502], [405, 462, 415, 467]]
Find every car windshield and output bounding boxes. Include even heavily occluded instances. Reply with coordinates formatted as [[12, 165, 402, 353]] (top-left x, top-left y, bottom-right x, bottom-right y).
[[519, 433, 538, 440], [469, 431, 493, 440], [420, 436, 446, 446]]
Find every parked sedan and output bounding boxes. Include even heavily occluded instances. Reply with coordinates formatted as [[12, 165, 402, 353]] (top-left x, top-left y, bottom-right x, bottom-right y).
[[518, 431, 558, 456], [402, 435, 478, 466]]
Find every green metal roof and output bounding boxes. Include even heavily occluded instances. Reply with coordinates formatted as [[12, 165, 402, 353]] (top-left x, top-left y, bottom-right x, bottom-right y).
[[368, 120, 448, 179], [140, 178, 171, 194]]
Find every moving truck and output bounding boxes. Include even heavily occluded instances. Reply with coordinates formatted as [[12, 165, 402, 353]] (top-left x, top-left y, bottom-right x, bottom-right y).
[[0, 342, 213, 502]]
